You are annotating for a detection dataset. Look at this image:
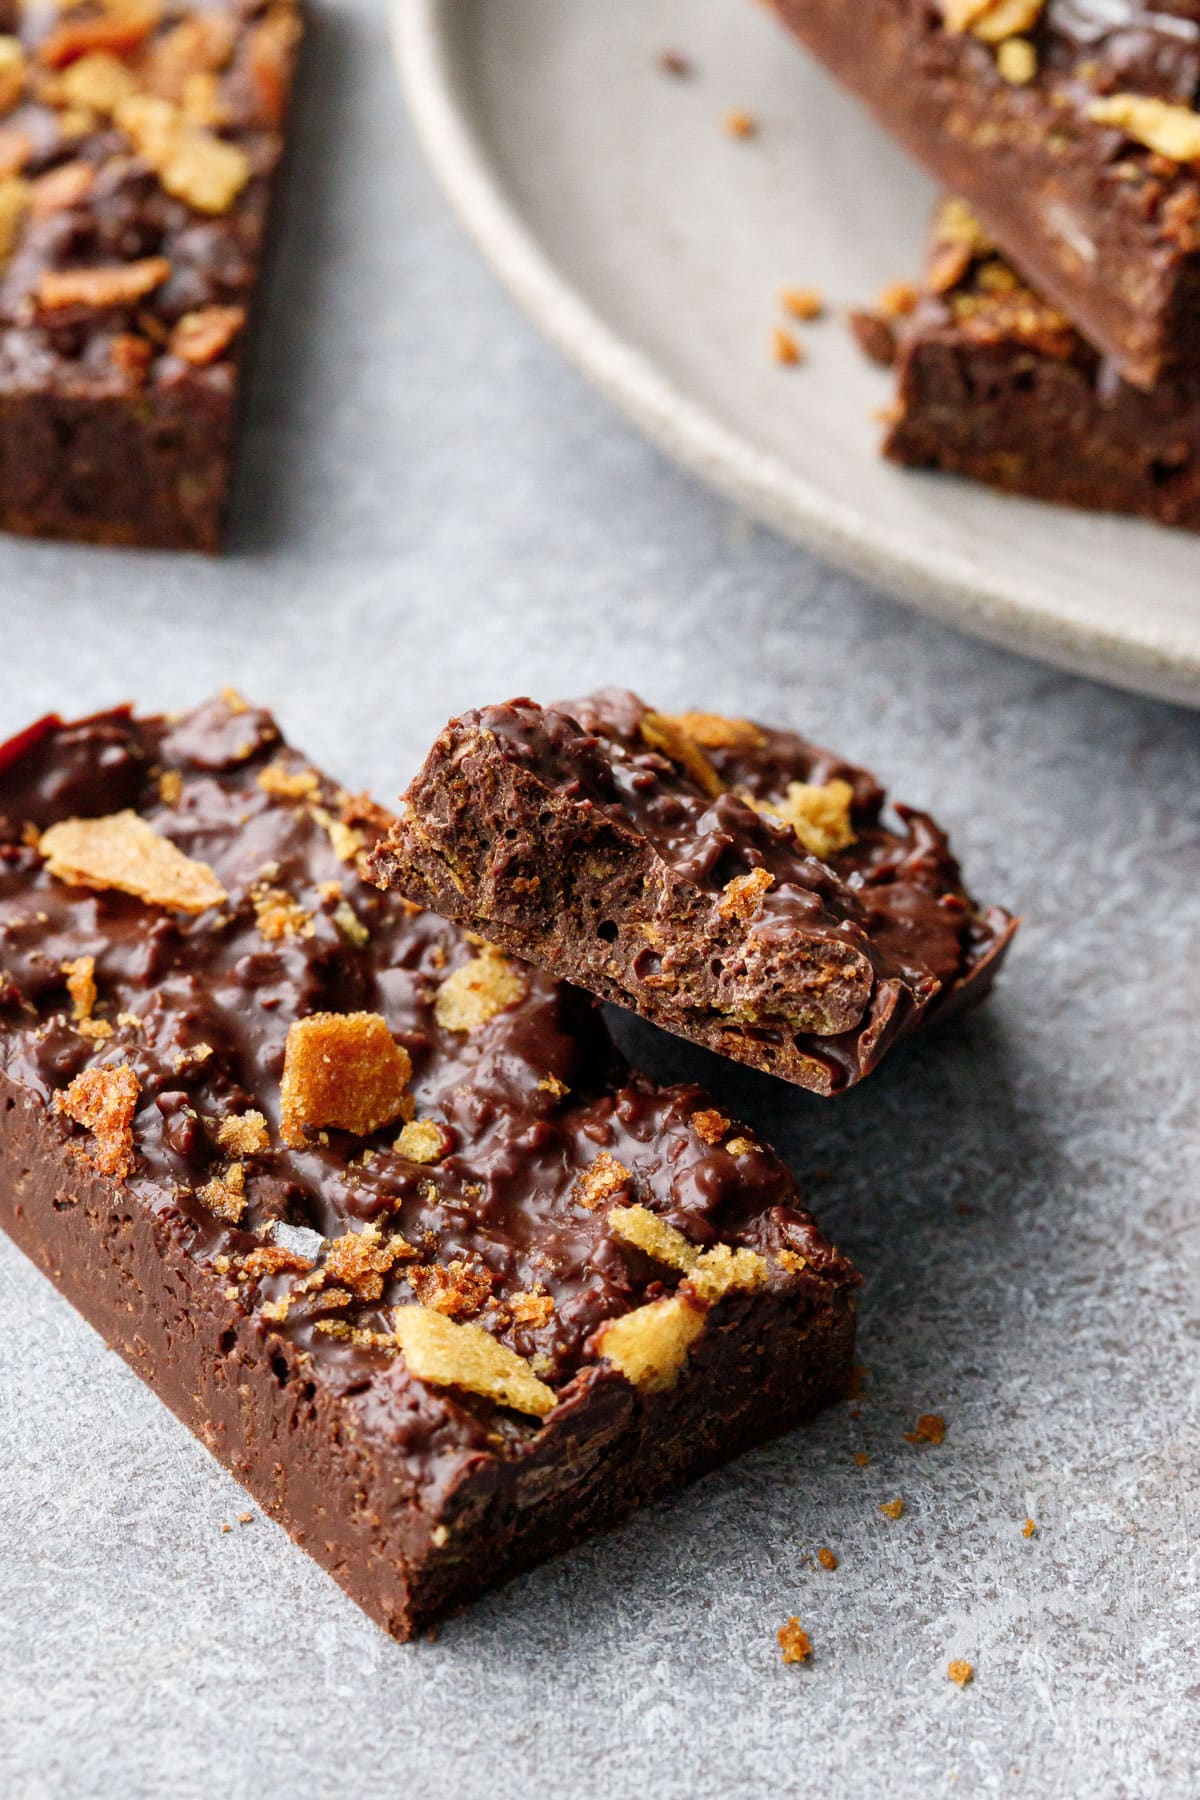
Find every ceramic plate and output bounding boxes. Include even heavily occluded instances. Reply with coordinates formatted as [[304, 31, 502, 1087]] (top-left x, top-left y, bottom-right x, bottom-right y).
[[394, 0, 1200, 709]]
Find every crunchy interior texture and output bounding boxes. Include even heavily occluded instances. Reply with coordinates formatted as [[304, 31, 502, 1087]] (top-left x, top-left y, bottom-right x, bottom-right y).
[[0, 695, 859, 1639], [769, 0, 1200, 389], [368, 691, 1016, 1097], [0, 0, 301, 549], [886, 197, 1200, 529]]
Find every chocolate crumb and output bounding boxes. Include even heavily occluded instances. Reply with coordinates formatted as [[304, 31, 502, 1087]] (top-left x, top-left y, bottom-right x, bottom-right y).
[[847, 308, 898, 367]]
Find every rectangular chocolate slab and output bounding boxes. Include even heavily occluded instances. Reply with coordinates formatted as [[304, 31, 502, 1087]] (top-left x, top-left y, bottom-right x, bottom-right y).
[[0, 694, 857, 1639], [885, 197, 1200, 528], [769, 0, 1200, 390], [367, 691, 1016, 1097], [0, 0, 301, 549]]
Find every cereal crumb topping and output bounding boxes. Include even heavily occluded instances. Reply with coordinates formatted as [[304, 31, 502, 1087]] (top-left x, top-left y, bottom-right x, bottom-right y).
[[215, 1110, 270, 1156], [279, 1011, 413, 1147], [198, 1161, 247, 1224], [1088, 92, 1200, 162], [409, 1258, 494, 1318], [434, 948, 526, 1031], [753, 778, 856, 859], [508, 1287, 555, 1329], [169, 303, 245, 366], [325, 1220, 413, 1299], [718, 866, 774, 921], [639, 711, 725, 798], [116, 91, 251, 213], [775, 1248, 808, 1275], [256, 759, 320, 800], [61, 955, 97, 1021], [772, 325, 803, 365], [1022, 1516, 1037, 1538], [724, 109, 757, 138], [608, 1202, 699, 1272], [574, 1151, 633, 1210], [817, 1547, 838, 1571], [537, 1072, 570, 1100], [251, 882, 313, 942], [53, 1063, 140, 1179], [877, 278, 919, 318], [778, 1618, 813, 1664], [38, 256, 171, 311], [594, 1292, 705, 1393], [941, 0, 1044, 41], [879, 1496, 905, 1520], [947, 1659, 974, 1688], [691, 1108, 730, 1145], [393, 1118, 446, 1164], [997, 35, 1037, 82], [394, 1305, 556, 1417], [665, 710, 765, 751], [39, 810, 226, 912], [686, 1242, 769, 1303]]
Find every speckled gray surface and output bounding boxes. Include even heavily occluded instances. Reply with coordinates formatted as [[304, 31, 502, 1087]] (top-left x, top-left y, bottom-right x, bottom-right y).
[[0, 5, 1197, 1797]]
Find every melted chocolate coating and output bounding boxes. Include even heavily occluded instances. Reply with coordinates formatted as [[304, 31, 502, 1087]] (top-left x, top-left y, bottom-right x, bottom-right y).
[[0, 697, 852, 1433]]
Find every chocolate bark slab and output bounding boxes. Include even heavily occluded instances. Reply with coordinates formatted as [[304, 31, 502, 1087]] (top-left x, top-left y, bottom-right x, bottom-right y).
[[0, 0, 301, 550], [885, 197, 1200, 528], [768, 0, 1200, 390], [0, 694, 857, 1641], [368, 692, 1016, 1098]]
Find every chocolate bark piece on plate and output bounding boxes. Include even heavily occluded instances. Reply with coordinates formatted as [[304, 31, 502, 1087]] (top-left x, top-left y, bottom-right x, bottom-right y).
[[884, 197, 1200, 528], [367, 691, 1016, 1097], [0, 693, 857, 1641], [0, 0, 302, 549], [768, 0, 1200, 390]]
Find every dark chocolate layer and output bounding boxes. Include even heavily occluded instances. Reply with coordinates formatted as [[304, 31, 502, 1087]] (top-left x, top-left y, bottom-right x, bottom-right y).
[[770, 0, 1200, 388], [0, 0, 300, 547], [885, 196, 1200, 527], [0, 695, 858, 1637], [368, 691, 1016, 1096]]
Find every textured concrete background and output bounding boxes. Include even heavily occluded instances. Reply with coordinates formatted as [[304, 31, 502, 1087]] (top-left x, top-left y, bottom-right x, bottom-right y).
[[1, 4, 1198, 1796]]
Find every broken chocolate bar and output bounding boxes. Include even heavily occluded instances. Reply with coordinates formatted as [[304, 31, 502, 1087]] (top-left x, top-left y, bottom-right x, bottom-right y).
[[0, 693, 858, 1639], [368, 691, 1016, 1096]]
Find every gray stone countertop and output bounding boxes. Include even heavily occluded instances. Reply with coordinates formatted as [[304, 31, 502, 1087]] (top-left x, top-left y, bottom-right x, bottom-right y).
[[0, 4, 1197, 1796]]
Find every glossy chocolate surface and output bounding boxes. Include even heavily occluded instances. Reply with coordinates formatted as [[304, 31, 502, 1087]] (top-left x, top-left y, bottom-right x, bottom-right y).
[[0, 697, 852, 1455]]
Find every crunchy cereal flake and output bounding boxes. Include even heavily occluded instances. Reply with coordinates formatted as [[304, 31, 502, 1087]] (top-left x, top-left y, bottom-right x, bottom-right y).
[[54, 49, 138, 114], [509, 1287, 555, 1329], [941, 0, 1043, 39], [324, 1220, 412, 1299], [215, 1110, 270, 1156], [39, 810, 226, 912], [408, 1259, 494, 1318], [255, 757, 318, 800], [753, 777, 856, 859], [718, 866, 773, 922], [947, 1659, 974, 1687], [116, 92, 250, 214], [434, 948, 525, 1032], [61, 955, 97, 1021], [690, 1107, 730, 1145], [594, 1293, 705, 1393], [393, 1306, 556, 1417], [574, 1151, 632, 1211], [639, 710, 725, 798], [904, 1412, 946, 1446], [38, 257, 172, 312], [996, 35, 1037, 82], [53, 1064, 140, 1180], [685, 1242, 769, 1304], [198, 1162, 247, 1224], [393, 1119, 446, 1164], [665, 711, 765, 751], [0, 35, 25, 114], [879, 1496, 905, 1520], [0, 172, 25, 269], [608, 1203, 700, 1272], [1089, 92, 1200, 162], [280, 1012, 413, 1148]]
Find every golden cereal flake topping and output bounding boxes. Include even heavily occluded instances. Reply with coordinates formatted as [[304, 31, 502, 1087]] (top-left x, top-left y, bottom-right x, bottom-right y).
[[664, 710, 766, 752], [53, 1064, 140, 1180], [778, 1618, 813, 1665], [753, 778, 856, 859], [0, 36, 26, 114], [256, 759, 320, 800], [279, 1012, 413, 1148], [0, 172, 27, 271], [608, 1203, 700, 1272], [638, 710, 725, 799], [39, 810, 226, 913], [574, 1151, 632, 1211], [115, 92, 250, 214], [198, 1161, 247, 1224], [941, 0, 1044, 39], [324, 1221, 413, 1299], [509, 1287, 555, 1329], [393, 1118, 446, 1164], [947, 1659, 974, 1688], [718, 866, 773, 922], [38, 256, 171, 311], [1089, 92, 1200, 162], [594, 1293, 706, 1393], [685, 1242, 769, 1304], [408, 1258, 494, 1318], [61, 955, 97, 1021], [434, 948, 526, 1031], [393, 1306, 557, 1417], [215, 1110, 270, 1156], [690, 1108, 729, 1145]]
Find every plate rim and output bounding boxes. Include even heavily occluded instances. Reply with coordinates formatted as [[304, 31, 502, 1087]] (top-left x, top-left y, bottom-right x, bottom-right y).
[[393, 0, 1200, 710]]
